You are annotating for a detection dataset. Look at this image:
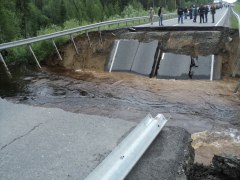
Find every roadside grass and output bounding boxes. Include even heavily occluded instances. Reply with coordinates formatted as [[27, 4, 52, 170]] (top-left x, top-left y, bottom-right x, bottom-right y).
[[231, 15, 239, 29], [231, 3, 240, 30], [234, 2, 240, 13]]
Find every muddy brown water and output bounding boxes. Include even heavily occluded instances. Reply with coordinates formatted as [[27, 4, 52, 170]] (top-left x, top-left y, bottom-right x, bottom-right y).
[[1, 59, 240, 170], [1, 64, 239, 130]]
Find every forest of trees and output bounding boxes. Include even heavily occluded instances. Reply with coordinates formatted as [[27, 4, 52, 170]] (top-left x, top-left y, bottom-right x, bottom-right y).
[[0, 0, 213, 44]]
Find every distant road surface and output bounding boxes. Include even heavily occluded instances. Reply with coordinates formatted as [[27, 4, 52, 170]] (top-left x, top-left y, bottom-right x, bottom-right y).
[[139, 7, 229, 27]]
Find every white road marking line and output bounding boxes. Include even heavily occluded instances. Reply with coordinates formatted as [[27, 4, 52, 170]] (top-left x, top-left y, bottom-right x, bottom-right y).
[[109, 40, 120, 72], [162, 53, 165, 59], [215, 9, 228, 26], [210, 55, 214, 81]]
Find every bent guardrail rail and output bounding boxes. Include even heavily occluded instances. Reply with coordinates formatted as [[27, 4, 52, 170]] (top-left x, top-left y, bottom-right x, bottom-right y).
[[0, 13, 176, 78], [85, 114, 168, 180]]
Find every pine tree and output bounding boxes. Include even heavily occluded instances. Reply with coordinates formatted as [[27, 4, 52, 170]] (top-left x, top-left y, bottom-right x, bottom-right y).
[[86, 0, 104, 23], [0, 0, 20, 43], [16, 0, 31, 38], [60, 0, 67, 25]]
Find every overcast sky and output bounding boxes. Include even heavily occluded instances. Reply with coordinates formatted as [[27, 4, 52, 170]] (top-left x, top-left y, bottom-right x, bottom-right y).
[[224, 0, 237, 3]]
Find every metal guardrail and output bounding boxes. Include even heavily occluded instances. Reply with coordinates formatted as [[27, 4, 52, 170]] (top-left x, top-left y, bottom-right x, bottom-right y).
[[85, 114, 168, 180], [0, 13, 176, 51], [0, 13, 177, 78], [0, 12, 176, 78], [231, 7, 240, 92]]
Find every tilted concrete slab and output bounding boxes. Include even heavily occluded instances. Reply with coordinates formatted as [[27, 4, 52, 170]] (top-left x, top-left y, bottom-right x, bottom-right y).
[[131, 41, 159, 76], [106, 40, 139, 72], [106, 40, 159, 76], [0, 98, 136, 179], [157, 54, 220, 80], [157, 53, 191, 79]]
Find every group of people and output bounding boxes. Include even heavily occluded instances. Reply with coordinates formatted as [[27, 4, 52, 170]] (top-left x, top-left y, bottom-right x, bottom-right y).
[[148, 4, 217, 26], [177, 4, 216, 24], [148, 6, 164, 26], [148, 6, 163, 26]]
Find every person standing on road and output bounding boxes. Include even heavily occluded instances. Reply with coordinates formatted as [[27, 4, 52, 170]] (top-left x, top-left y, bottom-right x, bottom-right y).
[[204, 5, 209, 23], [210, 5, 216, 23], [192, 5, 197, 23], [177, 7, 184, 24], [198, 4, 205, 23], [149, 7, 155, 25], [189, 6, 193, 19], [184, 7, 188, 19], [158, 7, 163, 26]]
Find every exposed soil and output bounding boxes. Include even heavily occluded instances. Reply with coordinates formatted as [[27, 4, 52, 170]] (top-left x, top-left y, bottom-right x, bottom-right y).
[[1, 27, 240, 179], [45, 27, 240, 76]]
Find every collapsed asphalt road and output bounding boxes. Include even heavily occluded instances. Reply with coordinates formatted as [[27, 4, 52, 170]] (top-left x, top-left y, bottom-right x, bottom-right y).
[[0, 7, 240, 179]]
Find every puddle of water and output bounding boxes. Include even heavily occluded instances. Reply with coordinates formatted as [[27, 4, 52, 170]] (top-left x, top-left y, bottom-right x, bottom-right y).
[[0, 64, 33, 97]]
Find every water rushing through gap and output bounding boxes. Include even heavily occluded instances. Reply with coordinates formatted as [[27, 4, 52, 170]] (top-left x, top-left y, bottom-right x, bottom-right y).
[[0, 62, 239, 132]]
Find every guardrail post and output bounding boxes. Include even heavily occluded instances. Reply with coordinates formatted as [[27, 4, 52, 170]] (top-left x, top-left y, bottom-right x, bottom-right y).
[[70, 34, 79, 54], [86, 31, 92, 47], [28, 44, 41, 69], [51, 39, 63, 61], [118, 22, 120, 28], [98, 27, 103, 44], [0, 52, 12, 78]]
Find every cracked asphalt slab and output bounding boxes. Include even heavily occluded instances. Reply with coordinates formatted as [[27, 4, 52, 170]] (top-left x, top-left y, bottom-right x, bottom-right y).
[[0, 97, 193, 180], [0, 98, 137, 179], [126, 126, 192, 180]]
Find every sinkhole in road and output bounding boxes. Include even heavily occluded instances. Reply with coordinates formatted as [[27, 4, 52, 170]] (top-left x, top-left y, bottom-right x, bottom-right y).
[[106, 39, 220, 80], [43, 26, 239, 80], [0, 27, 239, 180]]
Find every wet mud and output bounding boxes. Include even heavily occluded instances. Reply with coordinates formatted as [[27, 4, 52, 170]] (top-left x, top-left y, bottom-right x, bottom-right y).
[[1, 64, 239, 131]]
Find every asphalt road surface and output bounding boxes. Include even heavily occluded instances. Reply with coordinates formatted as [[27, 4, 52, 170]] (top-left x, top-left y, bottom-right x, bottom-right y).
[[0, 98, 136, 179], [140, 7, 229, 27]]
